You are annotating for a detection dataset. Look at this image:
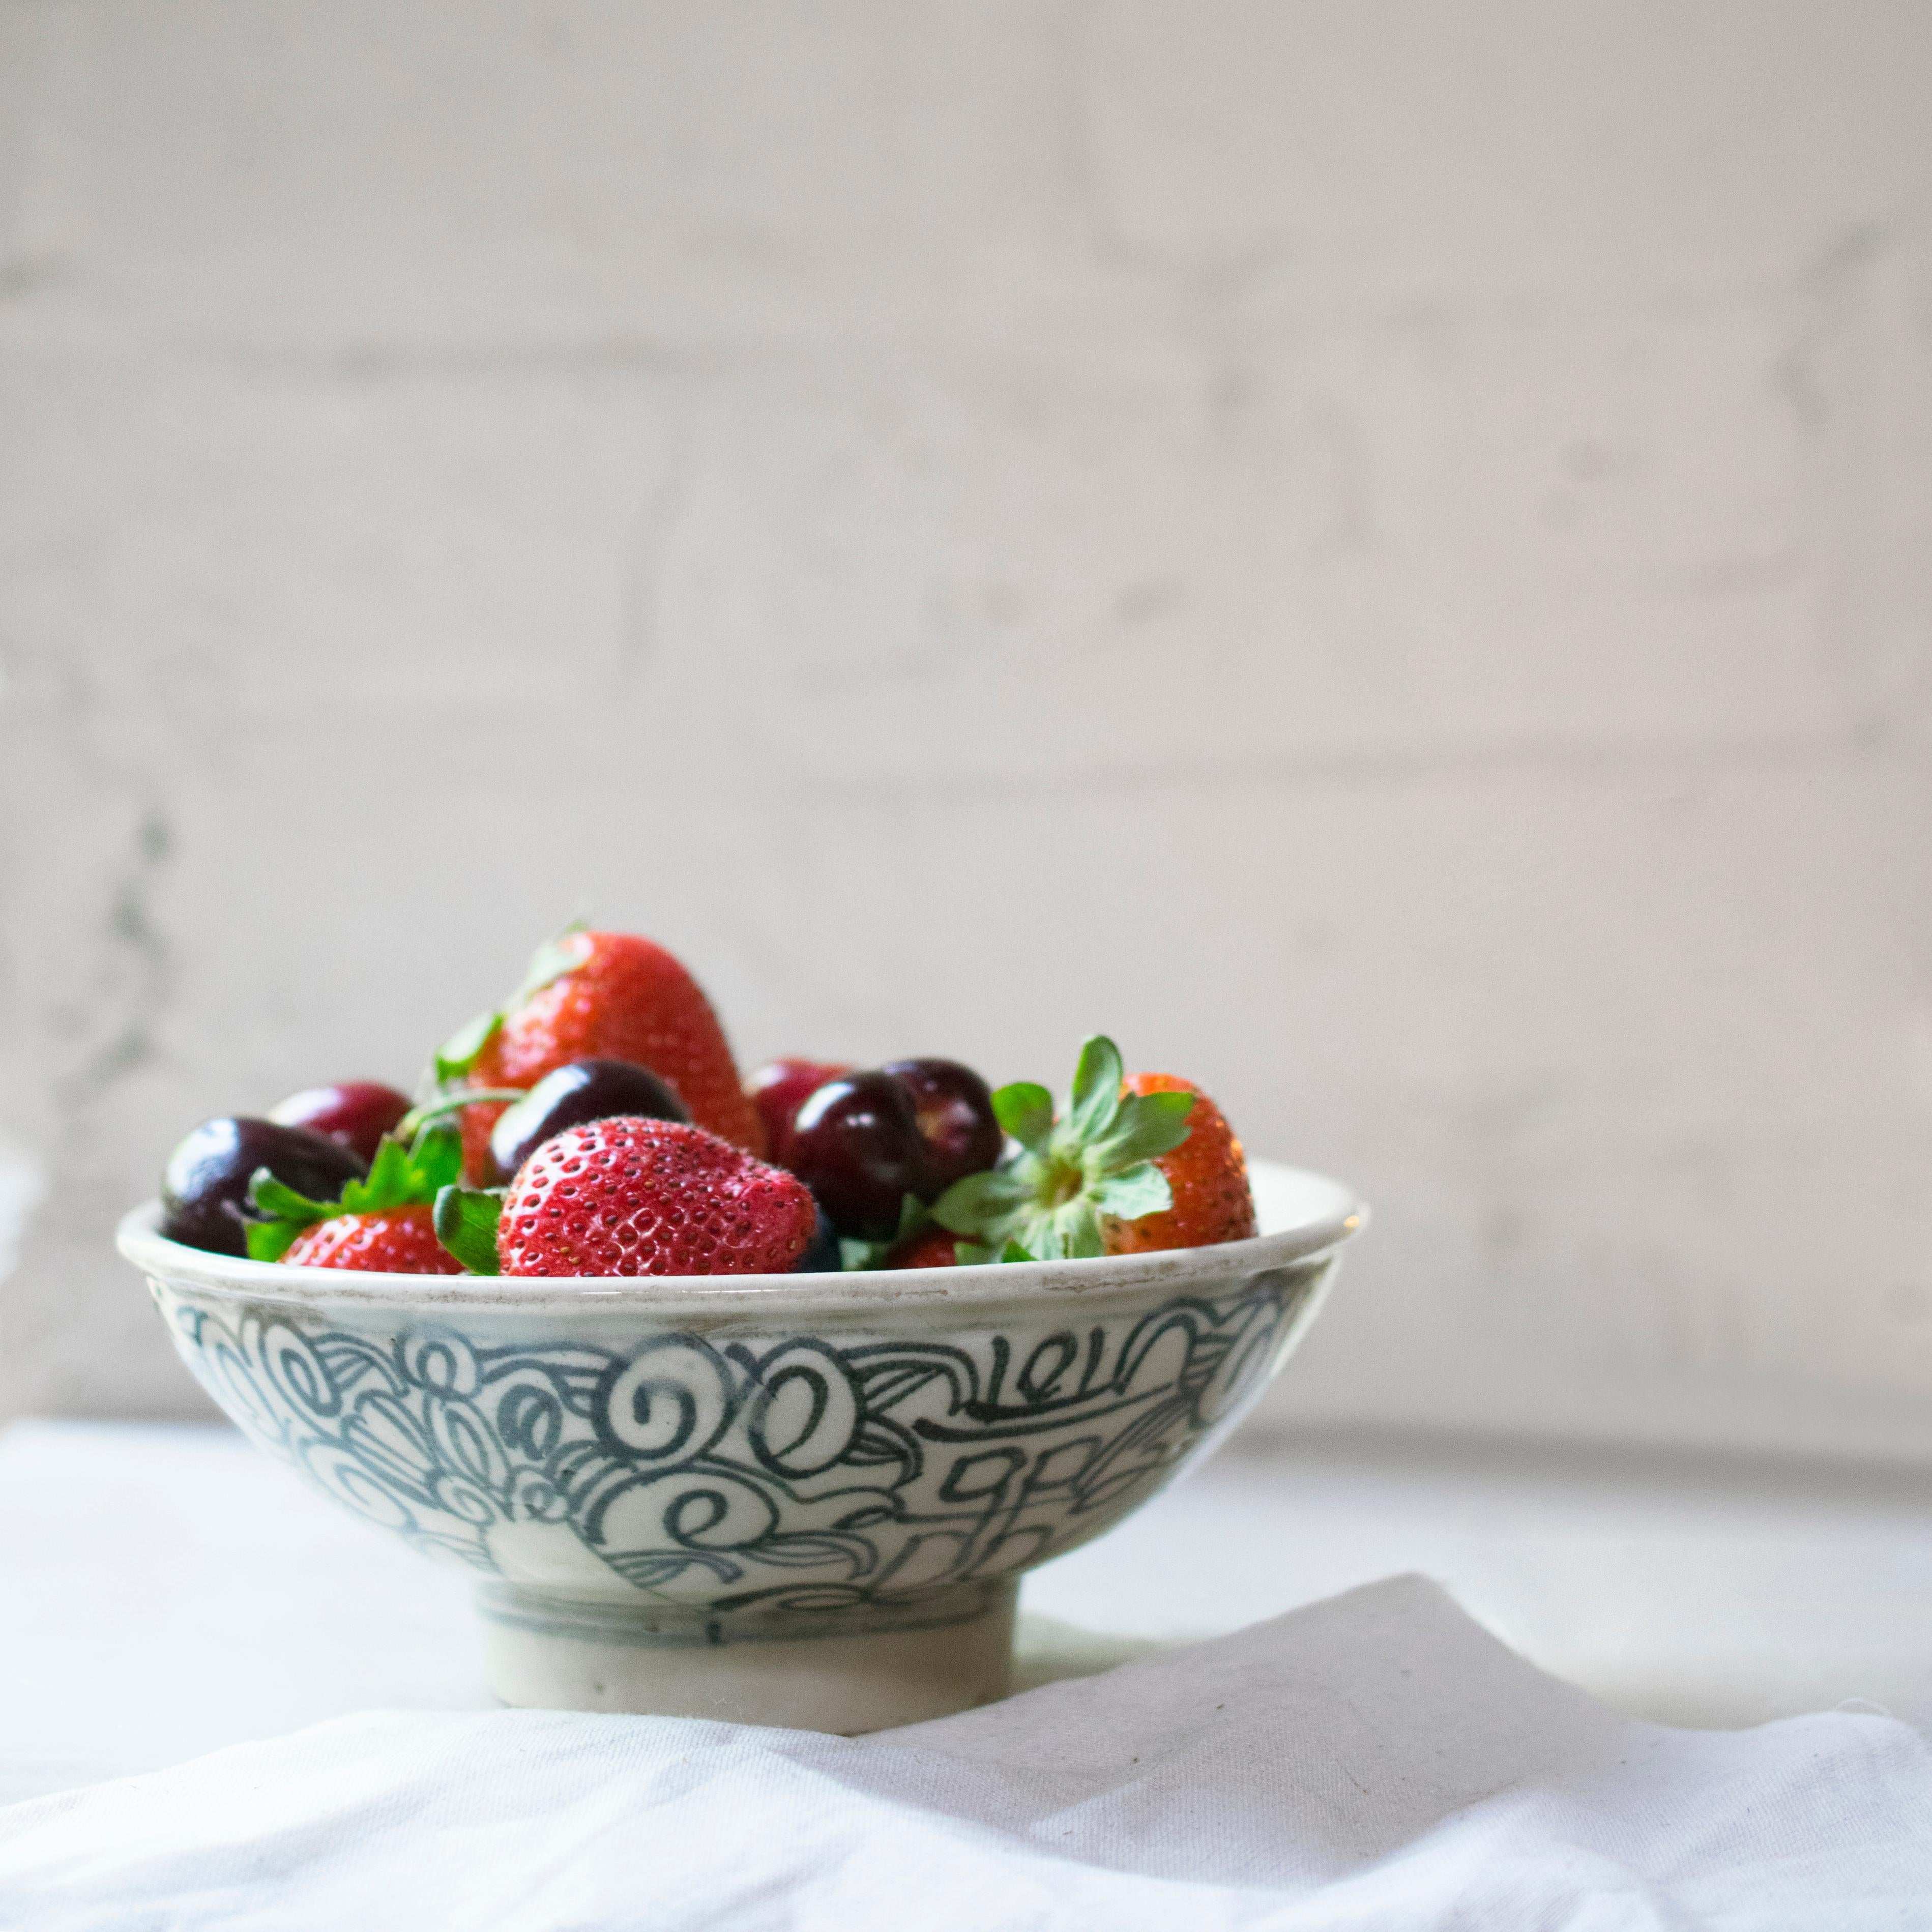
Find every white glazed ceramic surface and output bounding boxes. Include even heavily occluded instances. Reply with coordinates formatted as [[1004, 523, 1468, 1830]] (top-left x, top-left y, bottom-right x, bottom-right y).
[[119, 1160, 1361, 1726]]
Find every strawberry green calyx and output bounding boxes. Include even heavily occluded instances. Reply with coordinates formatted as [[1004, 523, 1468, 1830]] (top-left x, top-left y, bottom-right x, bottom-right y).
[[432, 1012, 500, 1086], [432, 1186, 505, 1275], [931, 1035, 1194, 1262], [245, 1123, 464, 1264], [432, 927, 588, 1084]]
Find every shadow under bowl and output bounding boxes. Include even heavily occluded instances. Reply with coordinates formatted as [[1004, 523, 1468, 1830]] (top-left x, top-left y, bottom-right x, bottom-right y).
[[117, 1160, 1364, 1732]]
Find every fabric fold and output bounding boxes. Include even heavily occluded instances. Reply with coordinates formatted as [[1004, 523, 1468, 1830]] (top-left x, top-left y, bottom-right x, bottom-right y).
[[2, 1575, 1926, 1930]]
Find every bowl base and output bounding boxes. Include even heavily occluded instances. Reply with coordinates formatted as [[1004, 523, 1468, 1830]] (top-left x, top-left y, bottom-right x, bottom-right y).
[[476, 1579, 1017, 1733]]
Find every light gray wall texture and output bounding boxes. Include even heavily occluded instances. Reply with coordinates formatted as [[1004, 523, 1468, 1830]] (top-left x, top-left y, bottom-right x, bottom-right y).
[[3, 3, 1930, 1460]]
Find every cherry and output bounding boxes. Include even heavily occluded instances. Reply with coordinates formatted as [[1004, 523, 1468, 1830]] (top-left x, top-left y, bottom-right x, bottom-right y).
[[268, 1082, 413, 1165], [791, 1206, 841, 1273], [487, 1058, 690, 1183], [787, 1072, 934, 1241], [745, 1058, 850, 1168], [160, 1118, 368, 1257], [880, 1059, 1003, 1194]]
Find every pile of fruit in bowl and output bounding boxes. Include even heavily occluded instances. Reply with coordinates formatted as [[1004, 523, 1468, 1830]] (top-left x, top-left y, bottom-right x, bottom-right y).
[[156, 928, 1261, 1281]]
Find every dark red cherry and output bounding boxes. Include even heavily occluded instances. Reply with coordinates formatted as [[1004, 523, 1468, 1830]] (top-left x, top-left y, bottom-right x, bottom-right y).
[[787, 1072, 934, 1241], [791, 1206, 842, 1273], [745, 1058, 850, 1168], [488, 1058, 690, 1183], [268, 1082, 413, 1165], [881, 1058, 1003, 1193], [160, 1118, 367, 1256]]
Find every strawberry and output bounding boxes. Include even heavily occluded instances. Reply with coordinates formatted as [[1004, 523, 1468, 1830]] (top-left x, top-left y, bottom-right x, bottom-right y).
[[244, 1122, 466, 1264], [441, 931, 764, 1179], [1100, 1074, 1256, 1253], [283, 1205, 462, 1274], [933, 1035, 1247, 1261], [497, 1116, 818, 1276], [884, 1226, 958, 1269]]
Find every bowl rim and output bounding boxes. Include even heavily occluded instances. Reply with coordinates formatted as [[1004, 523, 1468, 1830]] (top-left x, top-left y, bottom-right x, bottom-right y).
[[118, 1158, 1364, 1319]]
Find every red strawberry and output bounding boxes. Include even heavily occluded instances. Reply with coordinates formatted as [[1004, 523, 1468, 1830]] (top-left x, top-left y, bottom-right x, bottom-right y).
[[931, 1036, 1251, 1261], [1102, 1074, 1256, 1254], [283, 1205, 463, 1274], [245, 1121, 467, 1265], [745, 1058, 850, 1168], [453, 932, 763, 1177], [498, 1116, 817, 1277], [884, 1226, 958, 1269]]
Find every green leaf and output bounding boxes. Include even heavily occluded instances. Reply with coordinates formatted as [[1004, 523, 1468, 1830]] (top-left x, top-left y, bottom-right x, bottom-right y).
[[247, 1170, 336, 1228], [1089, 1089, 1196, 1170], [331, 1124, 467, 1219], [1093, 1162, 1173, 1221], [512, 927, 588, 1005], [434, 1010, 502, 1085], [930, 1167, 1027, 1237], [245, 1219, 305, 1264], [990, 1081, 1054, 1151], [342, 1137, 414, 1214], [433, 1185, 504, 1275], [1018, 1210, 1065, 1261], [1058, 1199, 1106, 1259], [955, 1237, 1038, 1265], [411, 1120, 465, 1196], [1068, 1035, 1125, 1139]]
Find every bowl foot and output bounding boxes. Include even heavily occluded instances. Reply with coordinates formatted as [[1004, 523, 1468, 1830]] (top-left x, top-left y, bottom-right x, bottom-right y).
[[476, 1579, 1017, 1733]]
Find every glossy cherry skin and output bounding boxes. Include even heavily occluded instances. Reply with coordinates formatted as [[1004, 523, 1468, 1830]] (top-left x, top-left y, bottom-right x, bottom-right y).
[[786, 1072, 934, 1241], [268, 1082, 413, 1165], [791, 1206, 842, 1273], [745, 1058, 850, 1168], [160, 1118, 368, 1257], [487, 1058, 690, 1184], [880, 1058, 1003, 1193]]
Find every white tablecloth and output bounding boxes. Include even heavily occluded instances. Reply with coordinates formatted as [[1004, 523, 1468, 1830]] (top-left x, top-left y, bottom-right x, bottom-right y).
[[3, 1574, 1927, 1930], [6, 1419, 1932, 1801]]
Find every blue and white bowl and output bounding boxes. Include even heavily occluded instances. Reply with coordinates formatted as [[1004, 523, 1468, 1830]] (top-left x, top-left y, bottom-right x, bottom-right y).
[[118, 1160, 1362, 1732]]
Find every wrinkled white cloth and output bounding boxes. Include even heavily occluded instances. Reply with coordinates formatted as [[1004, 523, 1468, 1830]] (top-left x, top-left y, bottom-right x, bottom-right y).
[[1, 1576, 1926, 1930]]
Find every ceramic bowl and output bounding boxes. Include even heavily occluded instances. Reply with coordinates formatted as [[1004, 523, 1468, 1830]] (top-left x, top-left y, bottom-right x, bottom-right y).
[[118, 1159, 1362, 1732]]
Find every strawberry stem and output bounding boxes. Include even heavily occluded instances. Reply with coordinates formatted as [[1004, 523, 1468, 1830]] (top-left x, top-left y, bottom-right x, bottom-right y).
[[395, 1090, 527, 1141]]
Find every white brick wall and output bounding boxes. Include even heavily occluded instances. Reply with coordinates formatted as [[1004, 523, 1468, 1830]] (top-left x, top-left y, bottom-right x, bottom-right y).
[[3, 2, 1930, 1457]]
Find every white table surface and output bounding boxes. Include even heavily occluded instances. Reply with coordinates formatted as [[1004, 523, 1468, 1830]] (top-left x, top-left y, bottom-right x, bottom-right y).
[[4, 1420, 1929, 1802]]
